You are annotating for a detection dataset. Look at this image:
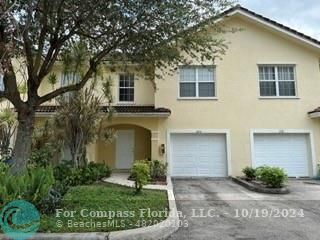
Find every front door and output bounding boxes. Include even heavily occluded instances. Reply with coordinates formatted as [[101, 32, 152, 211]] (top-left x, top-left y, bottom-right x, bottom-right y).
[[116, 130, 135, 169]]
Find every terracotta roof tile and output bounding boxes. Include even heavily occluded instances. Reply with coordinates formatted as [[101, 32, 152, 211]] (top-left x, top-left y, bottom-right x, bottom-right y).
[[219, 5, 320, 47], [35, 105, 171, 114]]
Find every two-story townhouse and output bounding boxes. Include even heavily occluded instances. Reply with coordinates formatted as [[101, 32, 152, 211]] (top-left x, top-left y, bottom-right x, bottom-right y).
[[31, 5, 320, 177]]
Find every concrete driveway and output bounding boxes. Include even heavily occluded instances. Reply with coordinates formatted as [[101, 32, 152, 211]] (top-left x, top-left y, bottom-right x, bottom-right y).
[[168, 179, 320, 240]]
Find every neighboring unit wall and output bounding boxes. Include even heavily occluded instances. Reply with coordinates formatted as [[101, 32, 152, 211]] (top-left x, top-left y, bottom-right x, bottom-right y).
[[155, 15, 320, 176], [37, 65, 155, 106]]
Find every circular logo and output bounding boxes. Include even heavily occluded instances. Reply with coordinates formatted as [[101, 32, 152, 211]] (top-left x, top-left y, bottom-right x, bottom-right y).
[[0, 200, 40, 240]]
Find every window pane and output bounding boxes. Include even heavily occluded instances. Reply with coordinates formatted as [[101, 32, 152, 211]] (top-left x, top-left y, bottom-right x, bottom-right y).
[[119, 88, 134, 102], [180, 68, 196, 82], [278, 66, 294, 80], [119, 74, 134, 102], [260, 81, 276, 96], [0, 74, 4, 91], [259, 66, 275, 80], [199, 83, 215, 97], [62, 73, 80, 86], [279, 81, 296, 96], [180, 83, 196, 97], [198, 68, 214, 82]]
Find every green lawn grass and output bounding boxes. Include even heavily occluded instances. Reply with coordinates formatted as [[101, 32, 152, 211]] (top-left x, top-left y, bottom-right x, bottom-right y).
[[40, 183, 168, 233]]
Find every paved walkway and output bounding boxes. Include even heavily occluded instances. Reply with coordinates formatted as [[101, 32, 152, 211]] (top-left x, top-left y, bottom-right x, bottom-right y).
[[168, 179, 320, 240], [103, 173, 167, 190]]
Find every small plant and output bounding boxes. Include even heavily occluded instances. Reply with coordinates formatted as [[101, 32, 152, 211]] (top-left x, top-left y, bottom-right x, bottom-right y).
[[255, 166, 288, 188], [29, 144, 55, 167], [131, 162, 150, 194], [242, 167, 256, 181], [149, 160, 167, 181]]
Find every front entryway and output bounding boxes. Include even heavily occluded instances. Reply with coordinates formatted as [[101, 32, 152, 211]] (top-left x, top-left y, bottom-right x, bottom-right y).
[[170, 133, 228, 177], [116, 130, 135, 169]]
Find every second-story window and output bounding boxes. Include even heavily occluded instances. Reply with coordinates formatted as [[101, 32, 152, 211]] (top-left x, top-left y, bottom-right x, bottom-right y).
[[259, 65, 296, 97], [179, 66, 215, 98], [119, 74, 134, 102], [61, 72, 81, 100], [0, 74, 4, 91], [61, 72, 81, 87]]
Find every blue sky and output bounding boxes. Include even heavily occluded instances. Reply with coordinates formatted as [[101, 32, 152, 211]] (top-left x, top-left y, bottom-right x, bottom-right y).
[[238, 0, 320, 39]]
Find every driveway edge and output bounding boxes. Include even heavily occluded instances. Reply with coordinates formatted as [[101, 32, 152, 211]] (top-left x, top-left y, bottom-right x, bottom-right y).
[[110, 176, 179, 240], [0, 177, 179, 240], [231, 177, 290, 194]]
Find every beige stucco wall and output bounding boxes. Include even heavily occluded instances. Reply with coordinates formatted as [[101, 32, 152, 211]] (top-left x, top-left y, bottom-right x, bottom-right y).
[[155, 15, 320, 176], [37, 65, 155, 106], [30, 14, 320, 176]]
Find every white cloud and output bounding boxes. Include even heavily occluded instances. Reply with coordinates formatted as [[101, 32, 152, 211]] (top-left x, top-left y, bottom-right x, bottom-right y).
[[237, 0, 320, 39]]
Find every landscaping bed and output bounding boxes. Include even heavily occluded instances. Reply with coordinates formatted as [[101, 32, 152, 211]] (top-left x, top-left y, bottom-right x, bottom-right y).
[[232, 177, 290, 194], [233, 166, 290, 194], [128, 175, 167, 185], [40, 183, 169, 233]]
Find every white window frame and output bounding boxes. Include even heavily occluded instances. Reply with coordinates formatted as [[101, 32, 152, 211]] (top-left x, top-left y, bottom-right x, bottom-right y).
[[258, 65, 298, 99], [60, 72, 81, 100], [118, 73, 135, 104], [178, 66, 217, 100]]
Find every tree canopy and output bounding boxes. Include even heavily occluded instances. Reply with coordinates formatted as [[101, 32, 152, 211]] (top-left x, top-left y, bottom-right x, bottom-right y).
[[0, 0, 234, 173]]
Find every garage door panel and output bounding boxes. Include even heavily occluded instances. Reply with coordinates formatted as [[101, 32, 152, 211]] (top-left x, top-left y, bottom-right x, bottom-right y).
[[171, 133, 227, 177], [253, 134, 310, 177]]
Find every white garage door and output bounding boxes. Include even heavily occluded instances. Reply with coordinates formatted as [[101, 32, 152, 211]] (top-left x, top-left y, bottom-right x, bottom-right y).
[[253, 134, 311, 177], [170, 133, 227, 177]]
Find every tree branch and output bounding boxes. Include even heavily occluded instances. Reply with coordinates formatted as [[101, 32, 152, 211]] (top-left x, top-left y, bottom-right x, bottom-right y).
[[0, 90, 5, 98], [38, 61, 97, 104], [0, 0, 17, 20], [33, 2, 49, 77], [38, 44, 114, 105]]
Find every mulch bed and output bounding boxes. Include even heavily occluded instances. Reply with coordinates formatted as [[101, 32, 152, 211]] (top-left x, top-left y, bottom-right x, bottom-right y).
[[128, 175, 167, 185], [231, 177, 290, 194]]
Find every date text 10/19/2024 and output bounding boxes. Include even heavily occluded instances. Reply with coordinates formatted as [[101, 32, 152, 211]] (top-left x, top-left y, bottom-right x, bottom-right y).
[[192, 208, 305, 219]]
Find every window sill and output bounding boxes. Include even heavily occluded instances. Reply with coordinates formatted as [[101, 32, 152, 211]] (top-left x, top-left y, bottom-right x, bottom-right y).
[[259, 96, 300, 100], [177, 97, 218, 101], [116, 102, 136, 105]]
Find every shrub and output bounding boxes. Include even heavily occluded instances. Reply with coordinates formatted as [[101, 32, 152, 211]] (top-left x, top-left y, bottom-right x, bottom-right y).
[[29, 144, 54, 167], [255, 166, 288, 188], [131, 162, 150, 194], [242, 167, 256, 181], [149, 160, 167, 180], [53, 162, 111, 192], [0, 165, 55, 212], [85, 162, 111, 183], [39, 188, 62, 214]]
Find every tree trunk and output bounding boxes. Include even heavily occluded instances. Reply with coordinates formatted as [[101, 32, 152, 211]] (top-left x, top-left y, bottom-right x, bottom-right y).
[[11, 108, 35, 174]]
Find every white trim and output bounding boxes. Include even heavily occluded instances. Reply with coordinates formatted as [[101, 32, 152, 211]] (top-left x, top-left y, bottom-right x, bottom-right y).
[[177, 97, 218, 100], [259, 97, 300, 100], [250, 129, 317, 177], [167, 129, 231, 177], [177, 66, 217, 99], [258, 65, 298, 98], [309, 112, 320, 119], [228, 9, 320, 51], [117, 73, 135, 104]]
